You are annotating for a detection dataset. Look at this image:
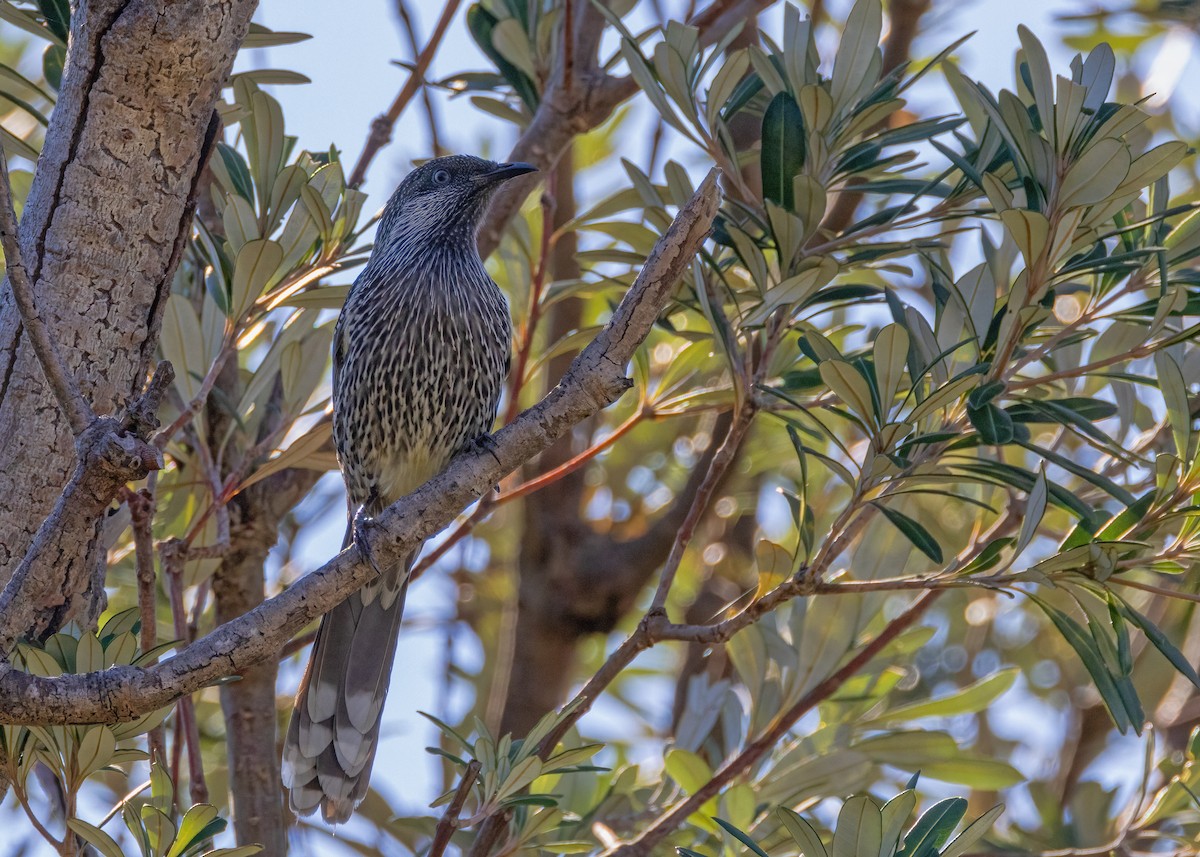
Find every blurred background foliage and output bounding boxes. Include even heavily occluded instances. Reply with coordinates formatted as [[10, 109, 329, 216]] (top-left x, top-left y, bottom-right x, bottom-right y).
[[1, 0, 1200, 855]]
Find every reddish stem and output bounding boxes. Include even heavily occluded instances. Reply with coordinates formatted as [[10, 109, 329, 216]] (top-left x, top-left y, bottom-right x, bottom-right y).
[[503, 184, 557, 426]]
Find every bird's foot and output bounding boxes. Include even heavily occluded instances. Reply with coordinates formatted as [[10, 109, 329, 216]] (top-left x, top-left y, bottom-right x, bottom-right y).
[[466, 432, 503, 467], [351, 505, 385, 577]]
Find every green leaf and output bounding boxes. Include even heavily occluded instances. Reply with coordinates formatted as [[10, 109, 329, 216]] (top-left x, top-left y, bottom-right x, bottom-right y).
[[967, 402, 1015, 444], [66, 820, 124, 857], [36, 0, 70, 40], [242, 25, 312, 49], [214, 144, 254, 203], [75, 725, 116, 779], [999, 209, 1050, 268], [1060, 138, 1130, 207], [907, 375, 980, 424], [920, 758, 1023, 789], [42, 45, 64, 92], [168, 804, 221, 857], [875, 670, 1017, 723], [141, 805, 178, 855], [1154, 352, 1192, 465], [229, 239, 284, 320], [416, 711, 473, 752], [874, 324, 910, 407], [879, 791, 915, 857], [1113, 595, 1200, 692], [228, 69, 311, 87], [830, 0, 882, 108], [715, 818, 769, 857], [872, 503, 943, 563], [832, 795, 882, 857], [1014, 467, 1048, 558], [779, 807, 829, 857], [1027, 594, 1136, 733], [666, 748, 713, 794], [466, 4, 539, 110], [75, 633, 103, 673], [761, 91, 805, 210], [1016, 26, 1053, 138], [939, 805, 1004, 857], [896, 798, 966, 857], [821, 360, 877, 425]]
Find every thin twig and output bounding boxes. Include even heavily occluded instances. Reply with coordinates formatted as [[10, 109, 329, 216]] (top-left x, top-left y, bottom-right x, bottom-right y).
[[97, 778, 152, 828], [500, 407, 648, 503], [411, 405, 650, 580], [12, 781, 65, 854], [161, 540, 208, 806], [0, 147, 92, 434], [429, 759, 482, 857], [648, 405, 753, 612], [409, 497, 494, 582], [395, 0, 445, 155], [1110, 575, 1200, 604], [504, 184, 556, 426], [123, 486, 166, 762], [154, 338, 234, 450], [606, 591, 943, 857], [348, 0, 463, 189]]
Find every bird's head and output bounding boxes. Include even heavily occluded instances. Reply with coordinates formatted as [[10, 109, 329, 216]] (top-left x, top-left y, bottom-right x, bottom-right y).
[[375, 155, 537, 251]]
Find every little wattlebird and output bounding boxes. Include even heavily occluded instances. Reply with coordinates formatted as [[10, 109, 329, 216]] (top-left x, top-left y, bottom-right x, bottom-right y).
[[282, 155, 533, 822]]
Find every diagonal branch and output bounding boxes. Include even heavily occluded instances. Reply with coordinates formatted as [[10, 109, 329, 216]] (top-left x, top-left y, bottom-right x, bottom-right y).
[[0, 170, 720, 724], [604, 591, 943, 857], [476, 0, 778, 256], [347, 0, 463, 189], [0, 148, 92, 435]]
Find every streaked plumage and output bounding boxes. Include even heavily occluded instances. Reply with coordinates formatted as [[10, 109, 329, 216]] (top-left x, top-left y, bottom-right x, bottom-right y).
[[282, 155, 530, 823]]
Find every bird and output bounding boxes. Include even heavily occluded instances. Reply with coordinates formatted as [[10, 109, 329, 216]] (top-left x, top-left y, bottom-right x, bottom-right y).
[[281, 154, 533, 823]]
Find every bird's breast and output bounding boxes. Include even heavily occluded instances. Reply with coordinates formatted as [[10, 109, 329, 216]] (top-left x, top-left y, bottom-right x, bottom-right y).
[[332, 262, 511, 509]]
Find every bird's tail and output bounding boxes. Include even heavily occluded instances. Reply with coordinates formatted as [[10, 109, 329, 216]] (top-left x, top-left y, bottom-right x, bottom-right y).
[[282, 545, 413, 824]]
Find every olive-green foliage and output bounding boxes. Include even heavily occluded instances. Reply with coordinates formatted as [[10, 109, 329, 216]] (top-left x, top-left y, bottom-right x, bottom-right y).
[[1, 0, 1199, 854]]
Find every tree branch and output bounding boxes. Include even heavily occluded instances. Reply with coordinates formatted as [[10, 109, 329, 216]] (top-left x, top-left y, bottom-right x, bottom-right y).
[[0, 148, 92, 435], [0, 171, 720, 724], [648, 405, 754, 612], [0, 363, 173, 653], [476, 0, 778, 257], [605, 591, 943, 857], [347, 0, 463, 189], [429, 759, 481, 857]]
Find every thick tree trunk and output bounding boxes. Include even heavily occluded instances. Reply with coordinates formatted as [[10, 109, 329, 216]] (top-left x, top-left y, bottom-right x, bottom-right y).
[[0, 0, 257, 631]]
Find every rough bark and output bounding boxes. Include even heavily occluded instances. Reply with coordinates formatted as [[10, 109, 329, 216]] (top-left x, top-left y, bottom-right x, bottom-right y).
[[0, 0, 257, 631]]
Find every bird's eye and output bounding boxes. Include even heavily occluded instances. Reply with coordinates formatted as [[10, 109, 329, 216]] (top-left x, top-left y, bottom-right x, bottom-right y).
[[432, 169, 451, 185]]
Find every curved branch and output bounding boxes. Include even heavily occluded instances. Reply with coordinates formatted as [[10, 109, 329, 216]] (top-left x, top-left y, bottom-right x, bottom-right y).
[[0, 171, 720, 725]]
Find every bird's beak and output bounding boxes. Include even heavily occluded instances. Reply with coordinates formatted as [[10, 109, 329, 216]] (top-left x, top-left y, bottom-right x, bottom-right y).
[[480, 162, 538, 184]]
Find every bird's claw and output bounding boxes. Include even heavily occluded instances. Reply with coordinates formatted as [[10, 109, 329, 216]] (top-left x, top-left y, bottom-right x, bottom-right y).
[[351, 505, 385, 577], [467, 432, 502, 466]]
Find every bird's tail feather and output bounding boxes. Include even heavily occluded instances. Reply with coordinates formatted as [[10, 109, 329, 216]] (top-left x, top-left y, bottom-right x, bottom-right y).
[[283, 548, 412, 824]]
